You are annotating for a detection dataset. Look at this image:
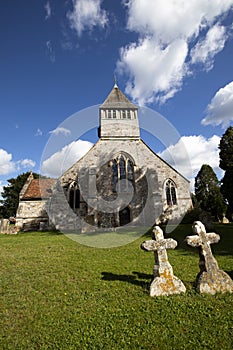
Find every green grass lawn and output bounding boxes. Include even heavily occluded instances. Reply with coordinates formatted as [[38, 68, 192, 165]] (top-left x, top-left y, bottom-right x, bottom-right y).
[[0, 224, 233, 350]]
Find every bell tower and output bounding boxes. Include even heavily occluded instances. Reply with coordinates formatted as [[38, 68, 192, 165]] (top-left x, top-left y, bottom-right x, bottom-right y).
[[99, 82, 140, 140]]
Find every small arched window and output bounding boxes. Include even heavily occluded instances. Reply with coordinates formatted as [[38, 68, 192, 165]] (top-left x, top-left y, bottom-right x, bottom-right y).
[[68, 182, 80, 210], [165, 179, 177, 206]]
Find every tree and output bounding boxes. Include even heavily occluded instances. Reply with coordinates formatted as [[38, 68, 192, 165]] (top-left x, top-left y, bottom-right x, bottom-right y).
[[0, 172, 39, 218], [219, 126, 233, 218], [219, 126, 233, 170], [195, 164, 225, 220], [221, 168, 233, 215]]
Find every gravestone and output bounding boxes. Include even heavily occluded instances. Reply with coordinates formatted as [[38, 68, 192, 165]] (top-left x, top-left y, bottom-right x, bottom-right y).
[[185, 221, 233, 294], [141, 226, 186, 297], [0, 219, 9, 233]]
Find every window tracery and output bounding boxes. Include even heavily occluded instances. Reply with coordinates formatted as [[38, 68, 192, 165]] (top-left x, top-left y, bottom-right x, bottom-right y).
[[165, 179, 177, 206], [110, 154, 134, 193]]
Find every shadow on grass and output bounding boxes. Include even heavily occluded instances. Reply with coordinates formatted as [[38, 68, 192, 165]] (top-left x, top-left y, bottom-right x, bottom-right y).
[[101, 271, 197, 294], [101, 271, 152, 289], [18, 230, 63, 236]]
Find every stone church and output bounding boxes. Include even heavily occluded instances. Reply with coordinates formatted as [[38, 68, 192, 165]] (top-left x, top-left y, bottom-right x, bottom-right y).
[[16, 83, 192, 232]]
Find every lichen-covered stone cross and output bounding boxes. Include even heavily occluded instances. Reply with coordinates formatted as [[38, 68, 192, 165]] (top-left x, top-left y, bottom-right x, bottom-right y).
[[185, 221, 233, 294], [141, 226, 186, 297]]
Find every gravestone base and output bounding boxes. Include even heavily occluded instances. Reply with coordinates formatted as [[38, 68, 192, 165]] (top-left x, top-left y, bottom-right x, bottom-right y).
[[150, 274, 186, 297], [196, 270, 233, 294]]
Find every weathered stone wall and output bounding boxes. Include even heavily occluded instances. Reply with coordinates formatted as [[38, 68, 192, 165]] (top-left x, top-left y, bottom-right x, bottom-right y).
[[55, 138, 192, 231], [100, 119, 140, 139], [15, 200, 52, 231]]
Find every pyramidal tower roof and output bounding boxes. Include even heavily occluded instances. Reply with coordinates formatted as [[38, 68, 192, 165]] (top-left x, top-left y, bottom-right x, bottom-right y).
[[100, 83, 137, 110]]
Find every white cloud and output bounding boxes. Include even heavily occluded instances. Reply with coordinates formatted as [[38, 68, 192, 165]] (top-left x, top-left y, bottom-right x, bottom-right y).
[[67, 0, 108, 37], [41, 139, 93, 177], [19, 159, 36, 169], [118, 0, 233, 104], [35, 128, 43, 136], [49, 127, 71, 136], [190, 24, 227, 70], [0, 149, 15, 175], [0, 148, 36, 176], [158, 135, 223, 191], [202, 81, 233, 127], [44, 1, 51, 20], [119, 38, 188, 105]]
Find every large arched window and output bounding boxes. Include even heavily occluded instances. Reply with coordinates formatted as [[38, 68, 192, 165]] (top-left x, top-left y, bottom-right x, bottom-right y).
[[110, 154, 134, 193], [165, 179, 177, 206]]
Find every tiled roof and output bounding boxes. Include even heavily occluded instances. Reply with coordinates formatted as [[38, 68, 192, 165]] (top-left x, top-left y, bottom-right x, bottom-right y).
[[22, 178, 56, 199], [100, 85, 137, 109]]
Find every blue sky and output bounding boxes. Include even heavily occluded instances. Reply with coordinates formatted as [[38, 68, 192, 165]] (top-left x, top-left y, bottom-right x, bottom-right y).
[[1, 0, 233, 195]]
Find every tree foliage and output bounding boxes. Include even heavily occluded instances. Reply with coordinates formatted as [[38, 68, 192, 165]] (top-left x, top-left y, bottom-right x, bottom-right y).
[[219, 126, 233, 170], [0, 172, 39, 218], [195, 164, 225, 220], [221, 168, 233, 213], [219, 126, 233, 218]]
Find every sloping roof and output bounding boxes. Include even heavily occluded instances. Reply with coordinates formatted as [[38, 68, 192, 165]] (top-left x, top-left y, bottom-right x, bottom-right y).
[[100, 85, 138, 109], [22, 178, 56, 200]]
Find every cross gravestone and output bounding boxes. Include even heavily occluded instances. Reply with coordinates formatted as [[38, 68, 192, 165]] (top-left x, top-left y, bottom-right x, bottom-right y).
[[185, 221, 233, 294], [141, 226, 186, 297]]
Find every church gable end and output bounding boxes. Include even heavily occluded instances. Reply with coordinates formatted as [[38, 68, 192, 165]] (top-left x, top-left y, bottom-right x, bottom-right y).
[[17, 82, 192, 233]]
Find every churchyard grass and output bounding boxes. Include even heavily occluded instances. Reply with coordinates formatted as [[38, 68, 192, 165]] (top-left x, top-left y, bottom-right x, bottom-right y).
[[0, 224, 232, 349]]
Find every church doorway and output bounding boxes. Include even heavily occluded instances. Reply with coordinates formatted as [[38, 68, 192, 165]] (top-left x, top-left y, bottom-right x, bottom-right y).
[[119, 207, 131, 226]]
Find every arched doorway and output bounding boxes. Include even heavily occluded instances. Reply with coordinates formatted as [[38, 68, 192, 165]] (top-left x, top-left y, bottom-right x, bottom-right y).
[[119, 207, 131, 226]]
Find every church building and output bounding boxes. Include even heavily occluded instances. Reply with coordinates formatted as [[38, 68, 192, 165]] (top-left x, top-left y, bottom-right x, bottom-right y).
[[16, 83, 192, 232]]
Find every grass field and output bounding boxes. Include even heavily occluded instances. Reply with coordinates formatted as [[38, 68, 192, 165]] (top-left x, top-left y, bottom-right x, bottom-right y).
[[0, 224, 233, 349]]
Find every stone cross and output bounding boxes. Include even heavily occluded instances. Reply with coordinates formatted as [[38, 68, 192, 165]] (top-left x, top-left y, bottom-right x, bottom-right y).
[[141, 226, 186, 297], [185, 221, 233, 294]]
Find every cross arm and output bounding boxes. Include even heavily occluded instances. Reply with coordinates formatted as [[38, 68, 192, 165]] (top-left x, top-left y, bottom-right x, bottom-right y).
[[185, 235, 201, 247], [205, 232, 220, 244], [141, 240, 157, 252]]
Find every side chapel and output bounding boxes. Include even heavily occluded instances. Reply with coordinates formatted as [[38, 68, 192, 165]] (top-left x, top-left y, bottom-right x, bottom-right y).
[[16, 83, 192, 232]]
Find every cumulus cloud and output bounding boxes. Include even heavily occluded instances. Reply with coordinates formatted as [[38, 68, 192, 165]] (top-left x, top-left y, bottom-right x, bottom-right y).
[[190, 24, 227, 70], [0, 149, 35, 176], [158, 135, 223, 190], [118, 0, 233, 104], [119, 38, 188, 105], [202, 81, 233, 127], [0, 149, 15, 175], [44, 1, 51, 20], [41, 139, 93, 177], [67, 0, 108, 37], [49, 127, 71, 136], [19, 159, 36, 169]]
